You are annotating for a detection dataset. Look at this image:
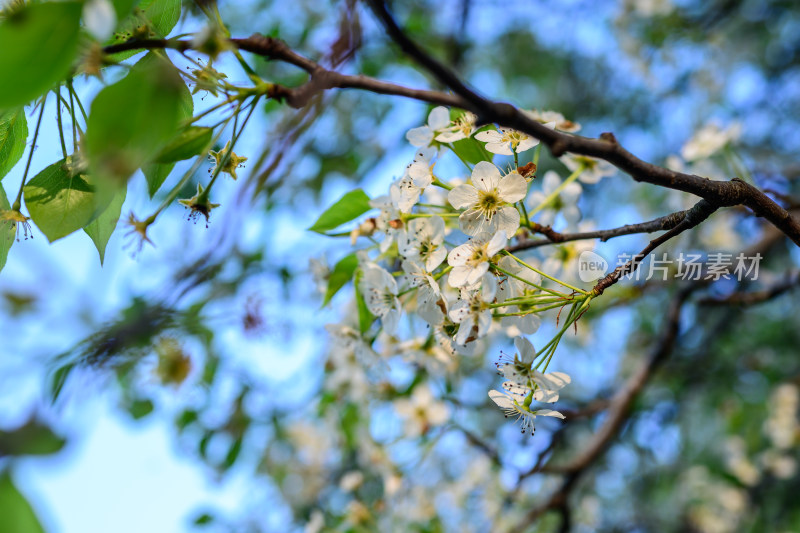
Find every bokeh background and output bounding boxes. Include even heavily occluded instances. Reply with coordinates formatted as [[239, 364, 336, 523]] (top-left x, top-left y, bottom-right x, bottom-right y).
[[2, 0, 800, 531]]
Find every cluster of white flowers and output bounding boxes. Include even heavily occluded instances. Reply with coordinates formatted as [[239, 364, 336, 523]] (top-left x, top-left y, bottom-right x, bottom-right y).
[[320, 106, 615, 435]]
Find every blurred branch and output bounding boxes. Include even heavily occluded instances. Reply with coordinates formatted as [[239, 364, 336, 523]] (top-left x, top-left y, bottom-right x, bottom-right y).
[[698, 270, 800, 306], [507, 286, 694, 533]]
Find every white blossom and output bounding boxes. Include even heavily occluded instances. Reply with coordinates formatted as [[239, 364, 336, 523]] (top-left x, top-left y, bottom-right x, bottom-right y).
[[359, 264, 401, 334], [447, 230, 507, 288], [394, 384, 450, 437], [368, 195, 403, 253], [681, 121, 741, 162], [393, 147, 437, 213], [562, 154, 616, 184], [525, 109, 581, 132], [475, 126, 539, 155], [401, 260, 446, 325], [399, 216, 447, 271], [529, 170, 582, 227], [83, 0, 116, 41], [406, 106, 451, 147], [488, 389, 565, 435], [448, 273, 497, 345], [435, 111, 477, 143], [448, 161, 527, 236]]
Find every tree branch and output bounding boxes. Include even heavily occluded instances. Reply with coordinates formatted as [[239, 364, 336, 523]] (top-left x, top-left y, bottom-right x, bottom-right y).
[[364, 0, 800, 247]]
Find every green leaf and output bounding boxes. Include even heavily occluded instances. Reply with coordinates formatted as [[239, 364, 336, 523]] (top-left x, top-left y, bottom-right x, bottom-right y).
[[354, 272, 375, 334], [222, 437, 243, 471], [49, 361, 76, 404], [193, 513, 214, 526], [0, 417, 66, 457], [0, 472, 46, 533], [308, 189, 372, 234], [24, 159, 97, 243], [127, 398, 154, 420], [143, 163, 175, 199], [154, 127, 214, 164], [0, 2, 82, 108], [0, 109, 28, 181], [85, 53, 183, 195], [323, 254, 359, 306], [450, 134, 493, 165], [106, 0, 181, 60], [84, 186, 126, 265], [0, 184, 15, 274]]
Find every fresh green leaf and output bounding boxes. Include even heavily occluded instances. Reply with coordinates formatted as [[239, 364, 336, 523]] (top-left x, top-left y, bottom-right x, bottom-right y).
[[85, 53, 183, 196], [193, 513, 214, 526], [106, 0, 181, 60], [143, 162, 175, 199], [84, 186, 126, 265], [0, 109, 28, 181], [354, 273, 374, 334], [49, 361, 76, 404], [0, 417, 66, 457], [127, 398, 154, 420], [0, 471, 46, 533], [0, 184, 15, 274], [24, 159, 96, 243], [323, 254, 358, 306], [450, 134, 493, 165], [223, 437, 243, 471], [308, 189, 372, 234], [0, 2, 82, 108], [154, 127, 214, 164]]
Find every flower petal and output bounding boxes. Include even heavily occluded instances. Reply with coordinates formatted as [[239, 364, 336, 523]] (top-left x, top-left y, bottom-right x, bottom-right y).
[[406, 126, 433, 147], [448, 184, 479, 209], [428, 106, 450, 130], [471, 161, 502, 192], [498, 171, 528, 203], [495, 206, 520, 237], [514, 336, 536, 365]]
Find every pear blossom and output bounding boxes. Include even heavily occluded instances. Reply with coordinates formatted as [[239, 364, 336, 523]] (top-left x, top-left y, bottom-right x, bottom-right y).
[[406, 106, 451, 147], [562, 154, 616, 184], [359, 264, 401, 334], [393, 148, 437, 213], [399, 216, 447, 271], [475, 118, 555, 155], [435, 111, 477, 143], [394, 384, 450, 437], [368, 195, 403, 253], [448, 161, 527, 236], [449, 273, 496, 345], [488, 389, 565, 435], [447, 230, 507, 288], [496, 337, 572, 397], [680, 121, 742, 162], [529, 170, 582, 227], [526, 109, 581, 132], [401, 260, 446, 325]]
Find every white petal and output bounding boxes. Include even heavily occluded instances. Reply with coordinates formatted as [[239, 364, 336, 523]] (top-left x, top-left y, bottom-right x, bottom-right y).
[[486, 230, 508, 256], [382, 305, 401, 334], [561, 182, 583, 204], [475, 130, 502, 143], [408, 161, 433, 188], [563, 206, 582, 226], [447, 266, 471, 288], [495, 206, 520, 238], [471, 161, 502, 192], [447, 242, 472, 267], [532, 370, 571, 391], [406, 126, 433, 147], [516, 313, 542, 334], [485, 142, 513, 156], [84, 0, 117, 41], [465, 263, 490, 286], [533, 389, 559, 403], [448, 184, 479, 209], [489, 390, 514, 409], [498, 172, 528, 203], [476, 309, 492, 338], [480, 272, 497, 301], [459, 208, 491, 236], [535, 409, 565, 419], [514, 336, 536, 365], [516, 136, 539, 153], [426, 246, 447, 271], [428, 216, 445, 243], [428, 106, 450, 130], [542, 170, 561, 194], [435, 130, 465, 143]]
